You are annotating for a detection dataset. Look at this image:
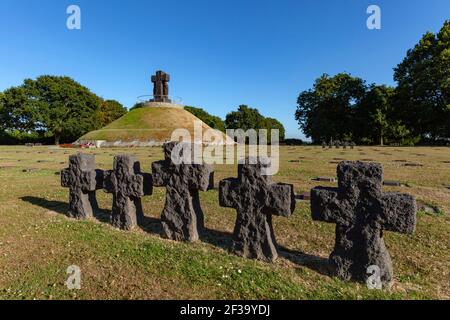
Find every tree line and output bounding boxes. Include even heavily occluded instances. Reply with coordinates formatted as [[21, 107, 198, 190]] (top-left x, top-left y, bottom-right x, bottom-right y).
[[0, 75, 127, 145], [295, 21, 449, 145], [0, 75, 286, 145], [185, 105, 285, 141], [129, 103, 287, 141]]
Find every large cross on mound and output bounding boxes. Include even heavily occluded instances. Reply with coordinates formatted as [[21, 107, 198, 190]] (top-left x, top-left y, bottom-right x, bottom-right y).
[[151, 70, 171, 103], [103, 155, 152, 230], [61, 153, 103, 219], [219, 157, 296, 262], [152, 142, 214, 242], [311, 161, 416, 285]]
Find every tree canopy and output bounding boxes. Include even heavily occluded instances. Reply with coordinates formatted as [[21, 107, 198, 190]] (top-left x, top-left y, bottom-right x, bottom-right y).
[[295, 73, 366, 143], [0, 75, 125, 144], [393, 20, 450, 140], [184, 106, 225, 132], [97, 100, 127, 128], [225, 105, 286, 141], [295, 21, 450, 145]]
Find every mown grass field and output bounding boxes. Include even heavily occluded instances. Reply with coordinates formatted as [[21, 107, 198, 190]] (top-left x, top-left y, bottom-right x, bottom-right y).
[[0, 145, 449, 300]]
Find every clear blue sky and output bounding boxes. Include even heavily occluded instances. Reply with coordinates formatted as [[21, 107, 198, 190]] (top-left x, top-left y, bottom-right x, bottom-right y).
[[0, 0, 448, 139]]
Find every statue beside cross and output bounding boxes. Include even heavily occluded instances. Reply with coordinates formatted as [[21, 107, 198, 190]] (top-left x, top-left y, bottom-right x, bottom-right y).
[[219, 157, 296, 262], [311, 161, 416, 286], [151, 70, 171, 103]]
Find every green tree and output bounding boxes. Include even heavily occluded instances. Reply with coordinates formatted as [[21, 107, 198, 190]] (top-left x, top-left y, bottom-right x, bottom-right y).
[[261, 117, 285, 141], [97, 99, 127, 127], [20, 75, 102, 144], [0, 91, 5, 130], [1, 86, 40, 132], [225, 105, 265, 131], [295, 73, 367, 143], [225, 105, 286, 142], [184, 106, 225, 132], [394, 20, 450, 140], [356, 85, 395, 146]]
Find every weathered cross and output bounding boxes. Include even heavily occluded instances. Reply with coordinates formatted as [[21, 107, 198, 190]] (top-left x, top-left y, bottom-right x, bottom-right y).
[[152, 142, 214, 242], [103, 155, 152, 230], [311, 161, 416, 285], [61, 153, 103, 219], [151, 70, 171, 103], [219, 157, 296, 262]]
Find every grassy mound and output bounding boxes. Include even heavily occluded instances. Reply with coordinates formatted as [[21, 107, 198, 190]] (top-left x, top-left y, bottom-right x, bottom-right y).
[[79, 107, 220, 142]]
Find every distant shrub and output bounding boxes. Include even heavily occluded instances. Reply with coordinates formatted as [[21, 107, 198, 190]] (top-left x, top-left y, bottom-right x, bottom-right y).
[[283, 138, 305, 146], [0, 130, 52, 145]]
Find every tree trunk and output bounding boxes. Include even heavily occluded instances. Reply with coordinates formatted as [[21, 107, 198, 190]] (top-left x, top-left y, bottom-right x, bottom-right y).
[[54, 132, 61, 146]]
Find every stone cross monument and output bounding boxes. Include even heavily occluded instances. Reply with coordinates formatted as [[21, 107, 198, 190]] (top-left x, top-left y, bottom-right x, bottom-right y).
[[103, 155, 152, 230], [61, 153, 103, 220], [151, 70, 171, 103], [152, 142, 214, 242], [219, 157, 296, 262], [311, 161, 416, 286]]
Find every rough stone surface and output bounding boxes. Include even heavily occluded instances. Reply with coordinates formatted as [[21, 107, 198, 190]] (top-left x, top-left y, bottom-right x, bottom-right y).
[[219, 157, 296, 262], [61, 153, 103, 219], [311, 161, 417, 285], [151, 70, 171, 103], [152, 142, 214, 242], [103, 155, 152, 230]]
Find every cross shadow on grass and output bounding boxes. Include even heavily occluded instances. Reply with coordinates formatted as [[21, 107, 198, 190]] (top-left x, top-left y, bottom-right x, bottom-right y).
[[200, 227, 233, 251], [21, 196, 166, 237], [278, 245, 334, 277], [138, 215, 164, 237], [200, 227, 334, 278], [20, 196, 110, 224]]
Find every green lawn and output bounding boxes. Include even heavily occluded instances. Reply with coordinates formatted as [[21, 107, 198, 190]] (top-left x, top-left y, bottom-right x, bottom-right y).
[[0, 145, 448, 299]]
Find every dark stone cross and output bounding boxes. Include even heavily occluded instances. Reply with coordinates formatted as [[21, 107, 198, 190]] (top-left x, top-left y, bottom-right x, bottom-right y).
[[219, 157, 296, 262], [103, 155, 152, 230], [334, 140, 341, 148], [151, 70, 171, 103], [152, 142, 214, 242], [311, 161, 417, 285], [61, 153, 103, 219]]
